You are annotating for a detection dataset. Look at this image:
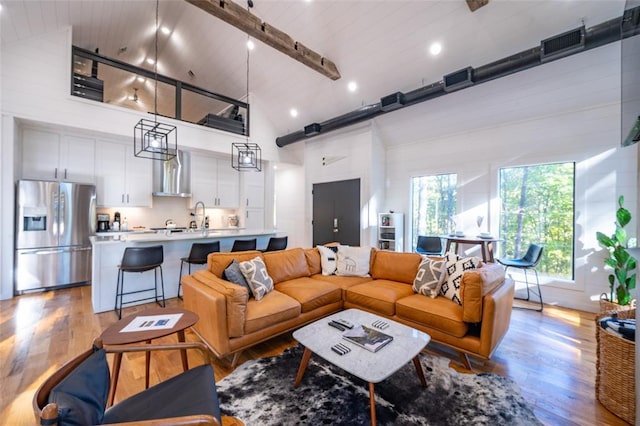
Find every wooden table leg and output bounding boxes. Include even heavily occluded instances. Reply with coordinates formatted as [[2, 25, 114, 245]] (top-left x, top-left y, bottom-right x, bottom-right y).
[[369, 382, 377, 426], [445, 240, 453, 255], [177, 329, 189, 371], [412, 356, 427, 387], [145, 339, 151, 389], [107, 352, 122, 407], [487, 241, 495, 263], [294, 347, 312, 388]]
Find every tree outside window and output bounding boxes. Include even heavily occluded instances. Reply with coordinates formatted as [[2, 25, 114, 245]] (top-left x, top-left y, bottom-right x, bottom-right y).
[[498, 162, 575, 280], [411, 174, 457, 249]]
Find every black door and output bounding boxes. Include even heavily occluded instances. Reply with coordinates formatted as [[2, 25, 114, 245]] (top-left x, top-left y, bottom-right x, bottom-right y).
[[312, 178, 360, 246]]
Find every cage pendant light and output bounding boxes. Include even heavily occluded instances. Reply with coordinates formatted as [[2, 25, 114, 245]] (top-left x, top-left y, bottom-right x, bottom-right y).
[[232, 8, 261, 172], [134, 0, 176, 161]]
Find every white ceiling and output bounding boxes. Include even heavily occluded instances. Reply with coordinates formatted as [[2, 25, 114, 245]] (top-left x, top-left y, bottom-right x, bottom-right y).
[[0, 0, 626, 141]]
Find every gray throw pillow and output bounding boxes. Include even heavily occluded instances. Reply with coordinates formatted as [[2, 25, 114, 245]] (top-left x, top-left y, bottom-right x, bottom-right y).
[[239, 256, 274, 301], [223, 259, 251, 293], [413, 256, 446, 298]]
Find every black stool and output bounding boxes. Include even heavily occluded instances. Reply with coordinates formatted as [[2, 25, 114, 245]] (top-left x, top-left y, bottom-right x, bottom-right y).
[[178, 241, 220, 299], [260, 236, 288, 252], [231, 238, 257, 252], [115, 245, 165, 319], [497, 243, 544, 312]]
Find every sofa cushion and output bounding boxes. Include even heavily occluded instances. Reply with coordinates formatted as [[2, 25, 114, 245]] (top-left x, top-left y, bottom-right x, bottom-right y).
[[244, 290, 301, 334], [48, 347, 109, 426], [336, 246, 372, 277], [193, 270, 248, 337], [207, 251, 263, 278], [275, 277, 342, 313], [461, 263, 507, 323], [311, 274, 373, 291], [440, 253, 481, 305], [317, 245, 339, 275], [263, 248, 310, 284], [345, 280, 415, 316], [413, 256, 446, 298], [396, 294, 469, 338], [222, 260, 251, 293], [370, 250, 422, 284], [305, 248, 322, 275], [239, 257, 275, 301]]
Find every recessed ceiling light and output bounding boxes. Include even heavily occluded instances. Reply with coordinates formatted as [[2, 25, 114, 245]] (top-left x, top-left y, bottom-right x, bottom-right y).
[[290, 109, 298, 118], [247, 40, 255, 50], [146, 58, 155, 65], [348, 81, 357, 92], [137, 76, 145, 82], [429, 42, 442, 56], [161, 26, 170, 35]]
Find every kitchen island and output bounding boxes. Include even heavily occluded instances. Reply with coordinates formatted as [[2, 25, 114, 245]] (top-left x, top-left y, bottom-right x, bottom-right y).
[[90, 229, 278, 313]]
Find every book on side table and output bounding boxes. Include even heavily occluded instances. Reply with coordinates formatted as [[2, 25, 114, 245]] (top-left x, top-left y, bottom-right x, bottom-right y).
[[342, 325, 393, 352]]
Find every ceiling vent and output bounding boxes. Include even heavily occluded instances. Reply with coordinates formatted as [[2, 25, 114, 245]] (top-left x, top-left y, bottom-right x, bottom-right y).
[[304, 123, 322, 136], [540, 27, 585, 63], [380, 92, 406, 112], [443, 67, 475, 92]]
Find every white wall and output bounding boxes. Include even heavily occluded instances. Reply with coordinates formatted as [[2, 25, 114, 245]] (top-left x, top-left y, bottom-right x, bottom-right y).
[[376, 42, 632, 313]]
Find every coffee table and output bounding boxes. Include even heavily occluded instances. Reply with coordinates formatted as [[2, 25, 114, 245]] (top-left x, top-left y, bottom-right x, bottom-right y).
[[100, 307, 198, 406], [293, 309, 431, 425]]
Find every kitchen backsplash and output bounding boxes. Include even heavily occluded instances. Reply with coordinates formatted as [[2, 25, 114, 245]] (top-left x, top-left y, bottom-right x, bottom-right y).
[[96, 197, 240, 230]]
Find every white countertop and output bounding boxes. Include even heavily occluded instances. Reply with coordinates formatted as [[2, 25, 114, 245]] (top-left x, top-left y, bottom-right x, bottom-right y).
[[91, 228, 277, 244]]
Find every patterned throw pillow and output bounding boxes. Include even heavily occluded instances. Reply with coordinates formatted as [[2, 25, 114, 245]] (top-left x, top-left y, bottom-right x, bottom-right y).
[[222, 259, 251, 293], [413, 256, 446, 298], [239, 257, 274, 301], [336, 246, 371, 277], [440, 252, 480, 305], [317, 245, 340, 275]]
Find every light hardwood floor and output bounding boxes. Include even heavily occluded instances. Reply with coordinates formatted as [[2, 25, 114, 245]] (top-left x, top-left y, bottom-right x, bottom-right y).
[[0, 285, 630, 425]]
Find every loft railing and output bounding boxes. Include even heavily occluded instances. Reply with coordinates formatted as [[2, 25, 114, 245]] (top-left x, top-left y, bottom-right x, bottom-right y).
[[71, 46, 249, 137]]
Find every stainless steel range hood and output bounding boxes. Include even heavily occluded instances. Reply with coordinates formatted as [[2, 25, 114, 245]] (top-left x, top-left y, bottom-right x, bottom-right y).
[[152, 150, 192, 197]]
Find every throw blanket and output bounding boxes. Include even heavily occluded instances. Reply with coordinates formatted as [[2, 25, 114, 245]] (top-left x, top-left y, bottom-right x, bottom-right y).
[[600, 315, 636, 341]]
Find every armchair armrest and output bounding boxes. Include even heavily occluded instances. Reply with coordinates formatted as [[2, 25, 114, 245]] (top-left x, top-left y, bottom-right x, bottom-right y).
[[478, 277, 515, 358]]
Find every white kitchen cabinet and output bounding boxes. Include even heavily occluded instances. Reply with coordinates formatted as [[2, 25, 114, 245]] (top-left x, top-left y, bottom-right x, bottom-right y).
[[95, 141, 152, 207], [21, 129, 95, 183], [241, 168, 265, 208], [190, 154, 239, 208], [244, 209, 265, 230]]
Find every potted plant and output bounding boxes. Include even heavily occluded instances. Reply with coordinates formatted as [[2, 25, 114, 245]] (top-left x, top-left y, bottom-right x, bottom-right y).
[[596, 195, 637, 307]]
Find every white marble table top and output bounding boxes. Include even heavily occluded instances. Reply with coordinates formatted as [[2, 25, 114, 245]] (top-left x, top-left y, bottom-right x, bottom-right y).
[[293, 309, 431, 383]]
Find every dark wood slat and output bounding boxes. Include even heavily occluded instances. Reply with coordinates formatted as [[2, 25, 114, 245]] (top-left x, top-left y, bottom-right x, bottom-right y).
[[0, 287, 629, 425], [185, 0, 341, 80]]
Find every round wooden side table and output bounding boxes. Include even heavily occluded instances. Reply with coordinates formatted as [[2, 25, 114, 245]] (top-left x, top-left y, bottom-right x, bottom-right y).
[[100, 307, 199, 406]]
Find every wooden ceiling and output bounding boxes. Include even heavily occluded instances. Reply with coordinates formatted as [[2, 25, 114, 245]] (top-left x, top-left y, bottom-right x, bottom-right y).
[[0, 1, 625, 142]]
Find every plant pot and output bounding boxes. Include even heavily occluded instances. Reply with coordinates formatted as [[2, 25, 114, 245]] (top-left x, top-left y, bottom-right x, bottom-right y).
[[599, 293, 636, 315]]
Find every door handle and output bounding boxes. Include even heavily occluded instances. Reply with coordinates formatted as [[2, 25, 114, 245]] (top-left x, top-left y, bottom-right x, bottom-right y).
[[333, 218, 339, 233]]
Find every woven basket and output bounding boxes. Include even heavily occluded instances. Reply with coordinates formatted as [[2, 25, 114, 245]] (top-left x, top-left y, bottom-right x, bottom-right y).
[[595, 308, 636, 425], [599, 293, 636, 315]]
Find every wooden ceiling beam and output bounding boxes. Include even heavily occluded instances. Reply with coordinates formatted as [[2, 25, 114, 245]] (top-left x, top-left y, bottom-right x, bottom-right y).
[[185, 0, 341, 80], [466, 0, 489, 12]]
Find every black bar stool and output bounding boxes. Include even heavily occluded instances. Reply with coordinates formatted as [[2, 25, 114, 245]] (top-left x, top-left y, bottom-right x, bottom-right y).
[[231, 238, 257, 252], [114, 245, 165, 319], [260, 236, 288, 252], [178, 241, 220, 299], [497, 243, 545, 312]]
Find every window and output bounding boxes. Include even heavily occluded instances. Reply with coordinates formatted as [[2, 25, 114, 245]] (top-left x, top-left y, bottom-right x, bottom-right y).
[[498, 162, 575, 280], [411, 173, 457, 249]]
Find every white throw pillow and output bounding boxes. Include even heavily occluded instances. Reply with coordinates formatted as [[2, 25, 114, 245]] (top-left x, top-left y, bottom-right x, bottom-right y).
[[239, 256, 274, 301], [440, 252, 480, 305], [413, 256, 446, 298], [336, 246, 371, 277], [317, 245, 340, 275]]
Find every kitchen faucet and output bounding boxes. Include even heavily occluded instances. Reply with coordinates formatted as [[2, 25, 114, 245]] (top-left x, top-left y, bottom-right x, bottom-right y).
[[194, 201, 206, 235]]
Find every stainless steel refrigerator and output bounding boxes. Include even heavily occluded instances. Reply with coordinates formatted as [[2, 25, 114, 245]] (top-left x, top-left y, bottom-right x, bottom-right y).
[[15, 180, 96, 293]]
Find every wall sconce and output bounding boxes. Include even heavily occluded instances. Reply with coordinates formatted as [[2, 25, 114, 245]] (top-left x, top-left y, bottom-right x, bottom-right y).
[[232, 142, 261, 171], [134, 119, 177, 161]]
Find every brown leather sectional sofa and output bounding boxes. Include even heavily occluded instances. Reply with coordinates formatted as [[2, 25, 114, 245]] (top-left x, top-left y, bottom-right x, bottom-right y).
[[181, 247, 515, 368]]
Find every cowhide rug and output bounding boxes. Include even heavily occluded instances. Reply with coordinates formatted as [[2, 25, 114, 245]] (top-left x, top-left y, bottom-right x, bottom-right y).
[[217, 346, 542, 425]]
